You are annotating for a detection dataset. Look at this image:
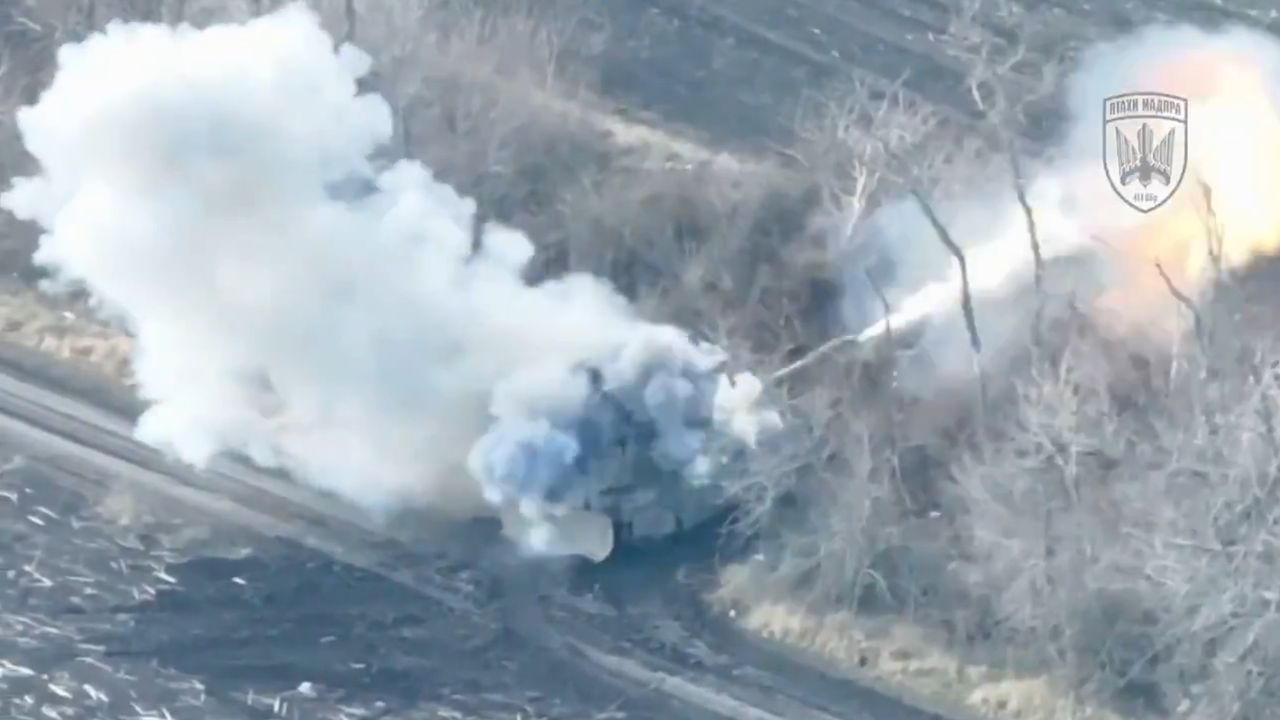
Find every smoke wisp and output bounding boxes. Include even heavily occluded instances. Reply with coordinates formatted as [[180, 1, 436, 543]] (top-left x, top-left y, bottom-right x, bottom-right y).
[[0, 4, 779, 560], [844, 24, 1280, 388]]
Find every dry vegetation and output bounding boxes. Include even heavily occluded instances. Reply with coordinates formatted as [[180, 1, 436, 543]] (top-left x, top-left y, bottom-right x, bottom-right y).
[[0, 0, 830, 379], [713, 5, 1280, 720], [720, 288, 1280, 720], [2, 1, 1279, 720]]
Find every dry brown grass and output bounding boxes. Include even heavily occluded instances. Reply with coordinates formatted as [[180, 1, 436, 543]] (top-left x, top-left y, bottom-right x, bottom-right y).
[[1, 0, 819, 377], [716, 180, 1280, 720], [707, 7, 1280, 716], [348, 0, 829, 364], [14, 4, 1280, 720], [0, 2, 57, 281], [0, 283, 133, 381], [715, 569, 1123, 720], [720, 275, 1280, 720]]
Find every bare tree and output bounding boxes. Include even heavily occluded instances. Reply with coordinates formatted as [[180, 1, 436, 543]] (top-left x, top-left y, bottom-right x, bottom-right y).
[[791, 77, 943, 233]]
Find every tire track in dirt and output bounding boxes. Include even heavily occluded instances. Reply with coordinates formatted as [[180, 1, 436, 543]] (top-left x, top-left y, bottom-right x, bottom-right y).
[[594, 0, 1280, 154], [639, 0, 979, 119], [0, 343, 949, 720]]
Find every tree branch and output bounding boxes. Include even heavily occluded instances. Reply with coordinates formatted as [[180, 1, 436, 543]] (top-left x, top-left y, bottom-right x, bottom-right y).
[[911, 190, 982, 357], [1155, 262, 1205, 352]]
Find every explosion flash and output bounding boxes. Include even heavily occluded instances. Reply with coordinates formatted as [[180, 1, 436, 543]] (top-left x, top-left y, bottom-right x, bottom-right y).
[[848, 24, 1280, 371]]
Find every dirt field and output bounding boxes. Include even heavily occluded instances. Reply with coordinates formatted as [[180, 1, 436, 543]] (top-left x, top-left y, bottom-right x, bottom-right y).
[[0, 345, 958, 720], [591, 0, 1280, 151], [5, 1, 1280, 719]]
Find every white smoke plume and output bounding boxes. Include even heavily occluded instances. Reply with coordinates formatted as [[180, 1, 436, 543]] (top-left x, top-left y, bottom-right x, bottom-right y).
[[843, 24, 1280, 389], [0, 4, 780, 560]]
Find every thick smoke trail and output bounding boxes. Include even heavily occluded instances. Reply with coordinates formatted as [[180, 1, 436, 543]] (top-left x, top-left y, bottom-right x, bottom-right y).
[[0, 5, 779, 560], [845, 24, 1280, 388]]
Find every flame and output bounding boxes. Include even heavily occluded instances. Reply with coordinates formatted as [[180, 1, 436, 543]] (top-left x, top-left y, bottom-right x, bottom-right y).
[[855, 32, 1280, 349], [1088, 46, 1280, 333]]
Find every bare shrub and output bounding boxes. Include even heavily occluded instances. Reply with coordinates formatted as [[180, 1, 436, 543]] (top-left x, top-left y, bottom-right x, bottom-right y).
[[20, 4, 1280, 718], [342, 1, 829, 368], [331, 0, 829, 353], [0, 1, 58, 280], [948, 319, 1167, 694], [715, 72, 985, 641], [791, 78, 941, 229], [552, 158, 824, 355], [789, 76, 988, 253], [943, 0, 1076, 134], [948, 280, 1280, 717], [731, 246, 1280, 720], [22, 0, 612, 228], [718, 4, 1280, 715], [355, 0, 607, 203], [0, 46, 27, 275]]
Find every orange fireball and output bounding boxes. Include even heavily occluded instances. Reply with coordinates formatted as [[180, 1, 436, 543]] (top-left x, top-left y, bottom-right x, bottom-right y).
[[1073, 33, 1280, 335]]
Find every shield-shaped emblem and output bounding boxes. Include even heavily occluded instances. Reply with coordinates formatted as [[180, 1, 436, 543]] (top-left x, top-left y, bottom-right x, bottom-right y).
[[1103, 92, 1189, 213]]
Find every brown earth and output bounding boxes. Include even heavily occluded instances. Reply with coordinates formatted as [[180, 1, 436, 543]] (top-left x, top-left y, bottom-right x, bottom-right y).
[[3, 1, 1280, 719]]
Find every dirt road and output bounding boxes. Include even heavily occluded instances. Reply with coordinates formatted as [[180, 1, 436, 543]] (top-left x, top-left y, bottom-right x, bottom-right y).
[[592, 0, 1280, 149], [0, 343, 949, 720], [9, 2, 1278, 718]]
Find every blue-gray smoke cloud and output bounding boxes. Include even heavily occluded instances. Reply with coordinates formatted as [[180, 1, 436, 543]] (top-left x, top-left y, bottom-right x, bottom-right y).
[[0, 4, 780, 560], [470, 326, 777, 555]]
